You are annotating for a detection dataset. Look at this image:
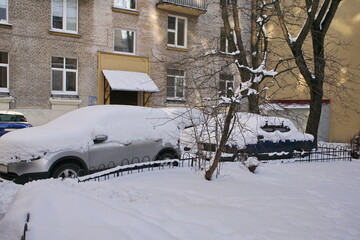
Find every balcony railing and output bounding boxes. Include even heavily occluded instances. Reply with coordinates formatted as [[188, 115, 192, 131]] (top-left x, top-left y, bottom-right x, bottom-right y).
[[157, 0, 207, 16]]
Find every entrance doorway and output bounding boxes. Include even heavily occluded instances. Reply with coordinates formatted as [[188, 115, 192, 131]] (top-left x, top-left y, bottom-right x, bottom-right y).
[[110, 91, 138, 105]]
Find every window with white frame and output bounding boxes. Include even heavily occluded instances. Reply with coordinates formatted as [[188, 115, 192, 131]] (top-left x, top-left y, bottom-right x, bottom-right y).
[[114, 29, 135, 54], [220, 28, 236, 53], [219, 73, 234, 97], [0, 0, 8, 23], [0, 51, 9, 91], [51, 0, 78, 33], [167, 69, 185, 99], [51, 57, 78, 94], [114, 0, 136, 10], [167, 15, 187, 48]]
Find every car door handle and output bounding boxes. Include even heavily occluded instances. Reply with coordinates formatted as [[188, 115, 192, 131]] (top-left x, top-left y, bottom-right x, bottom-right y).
[[124, 142, 132, 146], [154, 139, 162, 142]]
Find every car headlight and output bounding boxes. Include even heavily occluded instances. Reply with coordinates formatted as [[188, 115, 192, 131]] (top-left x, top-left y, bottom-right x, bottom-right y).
[[0, 164, 8, 173], [20, 156, 42, 163]]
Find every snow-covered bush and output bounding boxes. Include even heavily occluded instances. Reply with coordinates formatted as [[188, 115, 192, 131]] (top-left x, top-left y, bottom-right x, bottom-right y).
[[244, 157, 260, 173]]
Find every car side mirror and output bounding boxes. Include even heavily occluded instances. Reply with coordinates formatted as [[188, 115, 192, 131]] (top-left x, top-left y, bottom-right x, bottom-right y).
[[93, 134, 108, 144], [257, 135, 264, 140]]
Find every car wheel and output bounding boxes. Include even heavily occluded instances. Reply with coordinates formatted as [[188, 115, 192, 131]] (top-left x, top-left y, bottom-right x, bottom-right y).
[[157, 152, 178, 166], [52, 163, 83, 179], [157, 152, 175, 160]]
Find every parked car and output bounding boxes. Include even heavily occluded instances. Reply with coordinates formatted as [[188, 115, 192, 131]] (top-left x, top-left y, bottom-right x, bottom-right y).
[[161, 107, 205, 130], [0, 105, 180, 184], [181, 112, 314, 161], [0, 111, 32, 137]]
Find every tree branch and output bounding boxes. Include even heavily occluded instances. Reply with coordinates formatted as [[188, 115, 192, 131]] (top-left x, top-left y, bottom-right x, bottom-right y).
[[296, 0, 320, 44], [320, 0, 342, 34]]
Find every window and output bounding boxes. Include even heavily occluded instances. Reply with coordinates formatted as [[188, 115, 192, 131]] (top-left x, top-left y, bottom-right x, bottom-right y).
[[51, 57, 78, 94], [167, 69, 185, 100], [114, 0, 136, 9], [114, 29, 135, 54], [167, 15, 187, 48], [52, 0, 78, 33], [0, 0, 8, 23], [220, 28, 236, 53], [0, 51, 8, 92], [219, 74, 234, 97]]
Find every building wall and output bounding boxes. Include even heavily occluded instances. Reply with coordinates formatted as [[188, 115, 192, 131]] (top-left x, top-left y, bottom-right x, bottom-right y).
[[327, 0, 360, 142], [263, 1, 360, 143], [0, 0, 250, 126], [0, 0, 242, 125], [2, 1, 355, 143]]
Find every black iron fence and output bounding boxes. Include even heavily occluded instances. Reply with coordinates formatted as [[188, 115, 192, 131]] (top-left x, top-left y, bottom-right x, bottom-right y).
[[78, 143, 352, 182], [21, 213, 30, 240], [78, 152, 203, 182], [259, 142, 352, 163]]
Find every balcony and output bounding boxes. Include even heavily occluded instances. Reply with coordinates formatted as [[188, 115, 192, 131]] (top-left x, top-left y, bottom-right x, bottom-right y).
[[157, 0, 207, 16]]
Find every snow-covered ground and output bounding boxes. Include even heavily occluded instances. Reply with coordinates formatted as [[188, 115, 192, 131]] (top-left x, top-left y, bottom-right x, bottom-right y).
[[0, 160, 359, 240]]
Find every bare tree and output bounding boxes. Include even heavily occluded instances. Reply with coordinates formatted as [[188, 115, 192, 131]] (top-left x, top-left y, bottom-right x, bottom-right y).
[[205, 0, 280, 180], [274, 0, 342, 144]]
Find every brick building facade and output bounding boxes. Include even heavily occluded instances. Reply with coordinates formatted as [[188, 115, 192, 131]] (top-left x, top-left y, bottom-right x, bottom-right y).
[[0, 0, 247, 125]]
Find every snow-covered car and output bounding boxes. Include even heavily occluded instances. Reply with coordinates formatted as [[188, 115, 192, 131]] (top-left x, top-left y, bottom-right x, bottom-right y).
[[161, 107, 205, 130], [181, 112, 314, 160], [0, 105, 180, 184], [0, 111, 32, 137]]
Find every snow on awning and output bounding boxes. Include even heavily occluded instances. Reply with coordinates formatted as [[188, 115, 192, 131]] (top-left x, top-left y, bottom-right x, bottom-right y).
[[102, 70, 159, 92]]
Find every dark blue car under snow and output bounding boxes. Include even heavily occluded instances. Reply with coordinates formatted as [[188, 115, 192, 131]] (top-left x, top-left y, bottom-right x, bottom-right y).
[[0, 112, 32, 136]]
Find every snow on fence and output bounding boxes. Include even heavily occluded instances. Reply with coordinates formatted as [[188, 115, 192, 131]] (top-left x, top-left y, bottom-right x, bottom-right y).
[[260, 142, 352, 163], [21, 213, 30, 240], [78, 154, 190, 183]]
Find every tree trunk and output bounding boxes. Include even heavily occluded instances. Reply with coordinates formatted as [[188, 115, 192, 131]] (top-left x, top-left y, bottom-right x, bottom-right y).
[[306, 85, 323, 144], [205, 102, 236, 181], [248, 91, 259, 113], [306, 29, 326, 144]]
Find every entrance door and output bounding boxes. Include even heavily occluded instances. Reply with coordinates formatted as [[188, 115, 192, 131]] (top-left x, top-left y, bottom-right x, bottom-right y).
[[110, 91, 138, 105]]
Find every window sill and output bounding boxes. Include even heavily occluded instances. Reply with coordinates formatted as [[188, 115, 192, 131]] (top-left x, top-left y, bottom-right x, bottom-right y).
[[166, 46, 188, 52], [0, 22, 12, 29], [49, 30, 81, 38], [166, 98, 186, 103], [0, 95, 13, 102], [112, 50, 136, 56], [0, 89, 10, 93], [0, 95, 13, 110], [112, 6, 140, 15], [49, 97, 82, 111]]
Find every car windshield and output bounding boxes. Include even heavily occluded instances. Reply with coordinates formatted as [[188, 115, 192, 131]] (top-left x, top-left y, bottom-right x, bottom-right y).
[[261, 125, 290, 133], [0, 114, 27, 122]]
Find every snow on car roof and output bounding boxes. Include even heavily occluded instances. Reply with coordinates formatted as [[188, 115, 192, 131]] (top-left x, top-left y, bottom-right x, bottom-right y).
[[0, 111, 25, 116], [0, 106, 180, 164], [161, 107, 204, 129], [187, 112, 313, 148]]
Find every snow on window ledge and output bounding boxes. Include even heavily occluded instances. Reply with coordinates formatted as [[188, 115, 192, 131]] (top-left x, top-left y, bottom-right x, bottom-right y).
[[0, 22, 12, 29], [112, 6, 140, 15], [166, 98, 186, 106], [48, 30, 81, 38]]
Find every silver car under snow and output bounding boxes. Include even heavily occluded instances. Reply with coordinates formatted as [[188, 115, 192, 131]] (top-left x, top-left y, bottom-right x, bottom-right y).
[[0, 105, 181, 184]]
